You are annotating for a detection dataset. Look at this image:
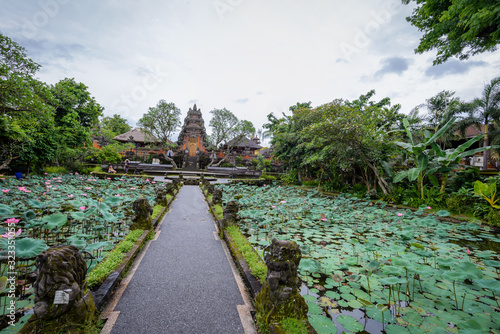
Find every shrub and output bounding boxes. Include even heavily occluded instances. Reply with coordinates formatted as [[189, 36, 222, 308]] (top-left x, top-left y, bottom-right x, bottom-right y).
[[87, 229, 144, 289], [261, 174, 277, 180], [487, 208, 500, 226], [302, 180, 319, 187], [45, 166, 69, 174]]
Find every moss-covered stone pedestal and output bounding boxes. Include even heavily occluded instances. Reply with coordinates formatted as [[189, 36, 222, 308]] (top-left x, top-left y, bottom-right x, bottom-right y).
[[130, 198, 153, 231], [255, 239, 315, 334], [20, 245, 98, 334]]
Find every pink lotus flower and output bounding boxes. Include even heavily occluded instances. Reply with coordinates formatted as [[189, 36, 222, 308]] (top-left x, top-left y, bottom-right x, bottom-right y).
[[90, 172, 93, 174], [85, 187, 91, 190], [4, 218, 20, 225], [44, 172, 48, 175], [107, 177, 111, 180], [280, 200, 286, 204], [79, 206, 85, 210], [397, 212, 403, 217], [67, 194, 74, 198], [130, 187, 136, 190], [114, 194, 121, 197], [427, 206, 432, 210], [47, 185, 52, 188], [146, 179, 150, 182], [1, 228, 22, 238], [17, 186, 27, 192], [1, 189, 10, 193], [271, 205, 276, 208], [43, 192, 46, 195], [152, 181, 156, 184], [75, 172, 79, 175], [81, 193, 87, 197], [466, 248, 471, 255]]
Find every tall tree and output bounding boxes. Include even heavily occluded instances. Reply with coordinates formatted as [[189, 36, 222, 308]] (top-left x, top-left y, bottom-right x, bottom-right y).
[[100, 114, 131, 139], [0, 33, 57, 170], [208, 108, 255, 166], [454, 76, 500, 169], [402, 0, 500, 64], [138, 100, 181, 146]]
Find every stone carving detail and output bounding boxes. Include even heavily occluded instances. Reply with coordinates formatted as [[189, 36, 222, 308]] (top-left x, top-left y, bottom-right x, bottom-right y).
[[212, 188, 222, 205], [20, 245, 97, 333], [155, 187, 168, 207], [130, 198, 153, 231], [222, 200, 238, 228], [255, 239, 308, 331]]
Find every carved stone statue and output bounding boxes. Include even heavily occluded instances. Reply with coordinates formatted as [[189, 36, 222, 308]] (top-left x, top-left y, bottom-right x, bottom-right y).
[[20, 245, 97, 333], [155, 187, 168, 207], [222, 200, 239, 228], [130, 198, 153, 230], [255, 239, 308, 332], [212, 188, 222, 205]]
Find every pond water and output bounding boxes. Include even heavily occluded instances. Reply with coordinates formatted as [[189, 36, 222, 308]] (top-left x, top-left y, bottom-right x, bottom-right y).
[[220, 184, 500, 333]]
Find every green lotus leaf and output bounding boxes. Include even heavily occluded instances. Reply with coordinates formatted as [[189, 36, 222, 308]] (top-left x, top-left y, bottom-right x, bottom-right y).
[[308, 314, 336, 334], [22, 210, 36, 221], [71, 212, 86, 220], [336, 315, 363, 332], [299, 258, 320, 274], [71, 239, 88, 249], [475, 279, 500, 293], [41, 213, 68, 230], [26, 199, 46, 209], [8, 238, 47, 259], [378, 276, 407, 285], [366, 306, 391, 323], [0, 276, 7, 292], [384, 324, 410, 333], [104, 196, 123, 207], [86, 241, 112, 251], [436, 210, 450, 217], [306, 302, 323, 315], [102, 211, 117, 222], [0, 204, 14, 216], [483, 260, 500, 268]]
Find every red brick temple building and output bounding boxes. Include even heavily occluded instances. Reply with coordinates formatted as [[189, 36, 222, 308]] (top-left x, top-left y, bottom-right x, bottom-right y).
[[177, 104, 209, 157]]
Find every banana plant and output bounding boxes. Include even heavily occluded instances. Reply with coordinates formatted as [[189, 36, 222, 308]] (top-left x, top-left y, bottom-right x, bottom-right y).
[[394, 117, 457, 199], [427, 135, 500, 196], [474, 181, 500, 209]]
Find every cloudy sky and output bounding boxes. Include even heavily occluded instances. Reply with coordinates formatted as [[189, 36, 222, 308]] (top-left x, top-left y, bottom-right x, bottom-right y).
[[1, 0, 499, 141]]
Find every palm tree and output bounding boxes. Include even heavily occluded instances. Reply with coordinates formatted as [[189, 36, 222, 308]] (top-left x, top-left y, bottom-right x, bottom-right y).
[[455, 77, 500, 170]]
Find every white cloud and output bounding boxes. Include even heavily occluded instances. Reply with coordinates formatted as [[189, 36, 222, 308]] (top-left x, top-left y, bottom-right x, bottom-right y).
[[1, 0, 499, 136]]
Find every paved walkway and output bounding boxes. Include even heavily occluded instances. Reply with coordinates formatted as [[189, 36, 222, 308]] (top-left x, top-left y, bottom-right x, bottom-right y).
[[104, 186, 254, 334]]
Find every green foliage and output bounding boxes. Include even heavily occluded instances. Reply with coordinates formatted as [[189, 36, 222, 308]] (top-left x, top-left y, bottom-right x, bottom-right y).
[[281, 171, 298, 185], [487, 208, 500, 226], [100, 114, 131, 140], [261, 174, 277, 180], [402, 0, 500, 64], [213, 204, 223, 220], [474, 180, 500, 209], [87, 229, 144, 289], [226, 225, 267, 282], [446, 194, 468, 214], [86, 142, 132, 164], [281, 318, 309, 334], [138, 100, 181, 146], [45, 166, 69, 174], [152, 204, 163, 219]]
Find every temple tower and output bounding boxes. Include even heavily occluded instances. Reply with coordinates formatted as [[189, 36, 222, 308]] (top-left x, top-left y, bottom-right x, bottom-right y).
[[177, 104, 209, 156]]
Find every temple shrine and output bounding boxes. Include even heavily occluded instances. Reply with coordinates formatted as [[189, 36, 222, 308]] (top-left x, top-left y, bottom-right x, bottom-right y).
[[177, 104, 209, 157]]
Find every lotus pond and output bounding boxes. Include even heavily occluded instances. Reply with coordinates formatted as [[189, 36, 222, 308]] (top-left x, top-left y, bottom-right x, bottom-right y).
[[0, 173, 160, 330], [220, 184, 500, 334]]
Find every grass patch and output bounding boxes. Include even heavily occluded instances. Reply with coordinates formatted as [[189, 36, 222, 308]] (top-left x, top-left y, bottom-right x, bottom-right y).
[[152, 204, 163, 219], [213, 204, 223, 220], [87, 229, 145, 289], [261, 174, 277, 180], [208, 194, 213, 203], [226, 225, 267, 282], [45, 166, 69, 174], [281, 318, 309, 334]]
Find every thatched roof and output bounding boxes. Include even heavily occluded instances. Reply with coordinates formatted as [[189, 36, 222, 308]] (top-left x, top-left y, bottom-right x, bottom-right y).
[[113, 128, 160, 143], [226, 136, 263, 150]]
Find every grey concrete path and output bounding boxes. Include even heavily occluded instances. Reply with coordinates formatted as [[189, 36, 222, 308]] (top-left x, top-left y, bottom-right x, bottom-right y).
[[107, 186, 250, 334]]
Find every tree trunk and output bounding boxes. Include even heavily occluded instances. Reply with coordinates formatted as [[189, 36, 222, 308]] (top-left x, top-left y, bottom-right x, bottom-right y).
[[483, 121, 489, 171], [161, 152, 177, 169], [361, 154, 389, 195], [0, 156, 19, 170]]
